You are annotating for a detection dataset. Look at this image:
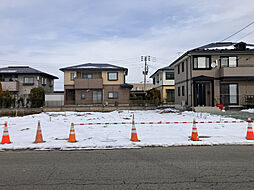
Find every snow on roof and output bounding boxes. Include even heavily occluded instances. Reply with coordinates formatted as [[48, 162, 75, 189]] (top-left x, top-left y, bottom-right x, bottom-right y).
[[204, 46, 235, 50], [0, 70, 17, 73]]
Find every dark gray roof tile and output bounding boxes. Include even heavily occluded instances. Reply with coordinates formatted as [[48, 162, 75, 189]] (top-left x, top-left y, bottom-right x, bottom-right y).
[[0, 66, 58, 79]]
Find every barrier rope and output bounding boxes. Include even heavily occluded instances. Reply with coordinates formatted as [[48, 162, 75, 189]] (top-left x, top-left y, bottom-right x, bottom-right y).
[[74, 120, 246, 126]]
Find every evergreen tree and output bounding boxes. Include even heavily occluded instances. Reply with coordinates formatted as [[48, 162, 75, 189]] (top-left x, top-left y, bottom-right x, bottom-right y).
[[29, 87, 45, 108]]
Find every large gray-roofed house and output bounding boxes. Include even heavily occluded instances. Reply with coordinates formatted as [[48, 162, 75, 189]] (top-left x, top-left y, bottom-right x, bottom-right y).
[[0, 66, 58, 104], [169, 41, 254, 109]]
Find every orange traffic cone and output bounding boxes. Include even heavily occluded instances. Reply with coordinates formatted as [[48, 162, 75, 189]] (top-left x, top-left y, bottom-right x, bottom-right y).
[[68, 123, 77, 142], [34, 121, 44, 143], [246, 118, 254, 140], [191, 119, 199, 141], [1, 122, 11, 144], [131, 114, 139, 142]]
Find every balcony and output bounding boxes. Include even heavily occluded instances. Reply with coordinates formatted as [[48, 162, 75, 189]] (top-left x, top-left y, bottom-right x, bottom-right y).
[[1, 81, 19, 91], [220, 67, 254, 77], [74, 78, 103, 89]]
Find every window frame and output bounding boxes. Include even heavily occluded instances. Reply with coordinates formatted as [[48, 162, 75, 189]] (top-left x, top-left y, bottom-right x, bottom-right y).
[[23, 77, 34, 85], [220, 56, 238, 68], [81, 91, 85, 99], [193, 56, 211, 70], [182, 62, 184, 72], [182, 86, 185, 96], [165, 72, 174, 80], [70, 73, 75, 81], [178, 65, 180, 74], [42, 77, 47, 85], [220, 83, 239, 105], [82, 73, 93, 79], [108, 72, 118, 81], [108, 91, 118, 99]]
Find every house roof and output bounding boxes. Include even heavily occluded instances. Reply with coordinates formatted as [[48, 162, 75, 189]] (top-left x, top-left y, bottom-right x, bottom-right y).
[[169, 41, 254, 67], [60, 63, 128, 73], [150, 66, 174, 78], [0, 66, 58, 79]]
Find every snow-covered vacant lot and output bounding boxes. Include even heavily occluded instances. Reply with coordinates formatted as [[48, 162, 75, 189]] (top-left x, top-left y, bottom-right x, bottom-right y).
[[0, 109, 253, 150]]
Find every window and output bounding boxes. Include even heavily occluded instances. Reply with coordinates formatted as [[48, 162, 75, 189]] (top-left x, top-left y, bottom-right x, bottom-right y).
[[82, 73, 93, 79], [49, 79, 53, 87], [24, 77, 34, 84], [166, 89, 175, 102], [193, 57, 210, 69], [108, 72, 118, 81], [153, 77, 155, 85], [166, 72, 174, 80], [220, 56, 237, 68], [108, 92, 118, 99], [70, 73, 75, 81], [42, 77, 47, 85], [182, 86, 185, 96], [178, 87, 180, 96], [81, 91, 85, 99], [182, 62, 184, 72], [136, 87, 139, 90], [156, 74, 159, 83], [178, 65, 180, 74], [160, 74, 162, 81], [220, 83, 238, 105]]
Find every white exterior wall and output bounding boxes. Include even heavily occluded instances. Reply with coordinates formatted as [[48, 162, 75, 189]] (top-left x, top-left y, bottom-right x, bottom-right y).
[[152, 70, 174, 88]]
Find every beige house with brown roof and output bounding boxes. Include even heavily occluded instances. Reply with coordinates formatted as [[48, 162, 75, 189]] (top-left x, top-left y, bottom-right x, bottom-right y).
[[60, 63, 133, 106]]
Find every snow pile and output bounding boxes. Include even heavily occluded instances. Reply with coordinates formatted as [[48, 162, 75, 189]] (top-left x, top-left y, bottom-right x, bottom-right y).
[[0, 110, 253, 151], [241, 109, 254, 113]]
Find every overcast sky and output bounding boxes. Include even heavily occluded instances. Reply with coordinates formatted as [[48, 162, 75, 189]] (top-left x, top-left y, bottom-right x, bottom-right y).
[[1, 0, 254, 90]]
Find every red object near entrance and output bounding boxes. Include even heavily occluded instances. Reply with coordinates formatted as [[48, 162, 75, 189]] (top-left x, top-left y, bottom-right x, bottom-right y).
[[216, 104, 223, 110]]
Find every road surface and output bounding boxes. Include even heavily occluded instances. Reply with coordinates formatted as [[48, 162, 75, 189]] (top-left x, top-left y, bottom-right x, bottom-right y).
[[0, 146, 253, 189]]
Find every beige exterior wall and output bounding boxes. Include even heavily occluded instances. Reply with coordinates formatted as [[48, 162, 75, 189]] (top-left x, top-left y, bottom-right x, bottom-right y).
[[162, 86, 175, 103], [64, 71, 76, 85], [102, 71, 125, 84], [63, 69, 130, 105]]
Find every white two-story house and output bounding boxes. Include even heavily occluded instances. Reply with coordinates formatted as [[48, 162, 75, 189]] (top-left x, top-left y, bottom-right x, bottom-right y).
[[150, 66, 175, 103]]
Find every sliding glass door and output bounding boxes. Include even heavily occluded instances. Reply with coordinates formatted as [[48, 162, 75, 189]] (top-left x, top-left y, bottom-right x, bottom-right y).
[[220, 83, 238, 105]]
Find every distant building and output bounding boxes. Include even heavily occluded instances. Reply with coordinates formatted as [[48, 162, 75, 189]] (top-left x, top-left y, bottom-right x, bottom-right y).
[[130, 83, 153, 92], [0, 66, 58, 103], [60, 63, 133, 106], [150, 66, 175, 103]]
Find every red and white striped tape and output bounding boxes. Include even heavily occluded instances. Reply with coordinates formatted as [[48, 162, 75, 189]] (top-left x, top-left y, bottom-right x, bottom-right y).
[[74, 120, 246, 126]]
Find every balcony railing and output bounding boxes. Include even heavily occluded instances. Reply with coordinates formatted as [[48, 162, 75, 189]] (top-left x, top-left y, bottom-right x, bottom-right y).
[[74, 78, 103, 89], [220, 67, 254, 77], [1, 81, 19, 91]]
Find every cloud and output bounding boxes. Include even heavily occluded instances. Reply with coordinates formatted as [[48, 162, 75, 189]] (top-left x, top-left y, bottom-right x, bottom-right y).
[[0, 0, 254, 90]]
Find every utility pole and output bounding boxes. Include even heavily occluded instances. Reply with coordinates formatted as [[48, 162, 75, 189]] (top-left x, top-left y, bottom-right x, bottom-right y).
[[141, 56, 150, 93]]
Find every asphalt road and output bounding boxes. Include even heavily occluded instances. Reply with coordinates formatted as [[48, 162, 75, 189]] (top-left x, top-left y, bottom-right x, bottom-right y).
[[0, 146, 254, 190]]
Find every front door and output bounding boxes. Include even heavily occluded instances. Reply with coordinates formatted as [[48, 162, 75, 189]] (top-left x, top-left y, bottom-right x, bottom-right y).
[[93, 90, 102, 104], [196, 83, 206, 106]]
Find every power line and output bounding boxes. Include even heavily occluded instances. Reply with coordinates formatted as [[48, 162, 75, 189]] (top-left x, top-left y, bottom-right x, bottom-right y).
[[221, 20, 254, 42], [236, 29, 254, 42]]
